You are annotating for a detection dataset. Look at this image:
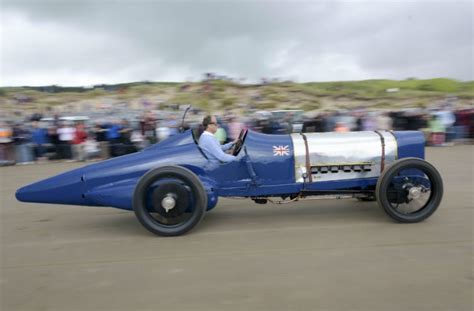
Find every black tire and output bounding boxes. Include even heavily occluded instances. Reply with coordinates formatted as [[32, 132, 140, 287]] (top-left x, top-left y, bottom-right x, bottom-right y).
[[133, 166, 207, 236], [376, 158, 443, 223]]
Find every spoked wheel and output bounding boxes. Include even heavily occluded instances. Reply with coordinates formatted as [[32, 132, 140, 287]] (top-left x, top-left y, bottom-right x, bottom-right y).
[[133, 166, 207, 236], [376, 158, 443, 223]]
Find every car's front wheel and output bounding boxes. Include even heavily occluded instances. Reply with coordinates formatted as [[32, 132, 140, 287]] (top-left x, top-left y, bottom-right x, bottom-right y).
[[133, 166, 207, 236]]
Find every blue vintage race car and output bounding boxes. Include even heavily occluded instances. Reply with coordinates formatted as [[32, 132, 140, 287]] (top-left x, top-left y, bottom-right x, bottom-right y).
[[16, 127, 443, 236]]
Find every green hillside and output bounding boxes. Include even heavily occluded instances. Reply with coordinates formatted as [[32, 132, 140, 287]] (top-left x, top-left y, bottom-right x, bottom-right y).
[[0, 78, 472, 119]]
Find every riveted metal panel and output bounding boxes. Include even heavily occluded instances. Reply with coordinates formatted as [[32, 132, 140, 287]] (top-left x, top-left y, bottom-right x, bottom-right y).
[[291, 131, 397, 183]]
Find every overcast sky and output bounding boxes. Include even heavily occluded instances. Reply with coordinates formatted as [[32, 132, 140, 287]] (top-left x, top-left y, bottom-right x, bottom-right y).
[[1, 0, 473, 86]]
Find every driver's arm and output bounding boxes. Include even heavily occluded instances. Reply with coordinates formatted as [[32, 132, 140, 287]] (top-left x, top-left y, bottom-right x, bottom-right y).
[[199, 135, 236, 163], [213, 142, 236, 162], [216, 149, 236, 162], [221, 140, 237, 151]]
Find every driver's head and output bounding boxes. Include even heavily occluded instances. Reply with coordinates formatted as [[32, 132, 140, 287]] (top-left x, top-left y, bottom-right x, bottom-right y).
[[202, 115, 218, 134]]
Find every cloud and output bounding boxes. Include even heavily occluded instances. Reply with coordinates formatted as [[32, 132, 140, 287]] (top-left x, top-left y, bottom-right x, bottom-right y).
[[1, 0, 472, 86]]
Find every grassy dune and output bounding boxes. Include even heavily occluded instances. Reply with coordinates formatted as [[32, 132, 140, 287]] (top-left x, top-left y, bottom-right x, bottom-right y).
[[0, 78, 472, 118]]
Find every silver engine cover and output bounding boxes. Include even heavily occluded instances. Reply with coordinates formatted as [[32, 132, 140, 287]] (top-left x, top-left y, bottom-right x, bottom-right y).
[[291, 131, 398, 183]]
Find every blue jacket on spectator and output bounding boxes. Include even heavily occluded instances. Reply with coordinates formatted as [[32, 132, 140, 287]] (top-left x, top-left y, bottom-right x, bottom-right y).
[[32, 128, 49, 145], [106, 124, 122, 140]]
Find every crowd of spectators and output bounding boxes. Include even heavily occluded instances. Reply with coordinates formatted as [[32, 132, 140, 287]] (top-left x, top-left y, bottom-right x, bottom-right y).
[[300, 107, 473, 146], [0, 105, 472, 167], [1, 116, 140, 166]]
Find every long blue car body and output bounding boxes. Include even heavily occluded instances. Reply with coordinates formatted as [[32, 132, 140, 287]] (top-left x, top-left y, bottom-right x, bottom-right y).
[[16, 129, 424, 211]]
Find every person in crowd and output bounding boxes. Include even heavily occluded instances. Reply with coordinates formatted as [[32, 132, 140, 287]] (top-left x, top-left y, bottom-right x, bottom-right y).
[[260, 118, 274, 134], [84, 137, 101, 161], [345, 112, 357, 131], [47, 125, 60, 160], [140, 111, 157, 144], [302, 114, 324, 133], [214, 117, 228, 144], [435, 106, 456, 144], [118, 118, 137, 155], [319, 112, 330, 132], [156, 120, 171, 142], [453, 109, 470, 143], [0, 121, 15, 166], [12, 122, 34, 164], [404, 111, 426, 131], [31, 121, 49, 160], [119, 118, 132, 144], [283, 113, 293, 134], [469, 109, 474, 141], [375, 112, 393, 131], [362, 112, 377, 131], [390, 111, 407, 130], [325, 112, 337, 132], [227, 115, 243, 141], [131, 130, 147, 150], [164, 115, 179, 137], [198, 115, 237, 165], [355, 115, 363, 131], [93, 122, 109, 159], [57, 122, 75, 160], [106, 119, 122, 144], [106, 119, 122, 157], [72, 123, 88, 161], [419, 113, 432, 143], [334, 122, 349, 132], [428, 114, 446, 146]]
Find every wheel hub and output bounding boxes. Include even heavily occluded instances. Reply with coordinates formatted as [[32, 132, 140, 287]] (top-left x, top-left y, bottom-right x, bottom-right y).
[[151, 182, 190, 218], [407, 186, 422, 200], [161, 194, 176, 213]]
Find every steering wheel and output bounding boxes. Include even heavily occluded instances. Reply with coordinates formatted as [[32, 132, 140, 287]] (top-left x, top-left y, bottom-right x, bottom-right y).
[[232, 129, 248, 156]]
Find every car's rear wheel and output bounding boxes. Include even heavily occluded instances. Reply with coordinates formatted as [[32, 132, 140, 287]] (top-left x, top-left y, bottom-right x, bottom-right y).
[[133, 166, 207, 236], [376, 158, 443, 223]]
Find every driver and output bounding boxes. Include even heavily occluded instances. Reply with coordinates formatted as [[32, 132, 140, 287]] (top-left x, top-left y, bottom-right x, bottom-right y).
[[198, 115, 238, 164]]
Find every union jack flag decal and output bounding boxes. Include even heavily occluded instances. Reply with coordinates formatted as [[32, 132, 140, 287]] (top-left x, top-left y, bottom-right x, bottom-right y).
[[273, 145, 290, 156]]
